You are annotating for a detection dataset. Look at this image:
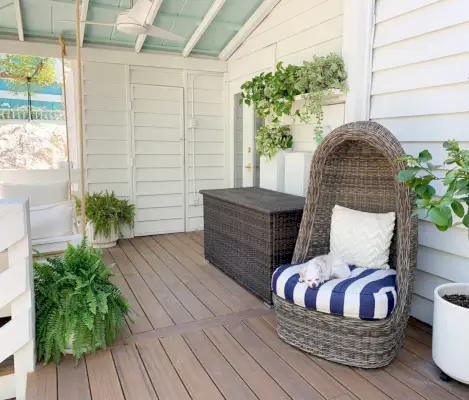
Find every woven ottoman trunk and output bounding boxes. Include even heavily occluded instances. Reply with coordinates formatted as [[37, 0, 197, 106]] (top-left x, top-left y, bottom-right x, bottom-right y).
[[200, 187, 304, 304]]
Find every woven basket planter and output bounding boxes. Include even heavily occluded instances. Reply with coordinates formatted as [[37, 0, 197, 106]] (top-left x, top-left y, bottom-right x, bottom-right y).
[[86, 222, 118, 249]]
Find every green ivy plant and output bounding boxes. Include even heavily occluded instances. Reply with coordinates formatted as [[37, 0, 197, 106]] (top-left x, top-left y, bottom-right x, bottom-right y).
[[35, 239, 131, 364], [240, 62, 300, 123], [255, 124, 292, 161], [76, 191, 135, 238], [294, 54, 347, 141], [397, 140, 469, 231]]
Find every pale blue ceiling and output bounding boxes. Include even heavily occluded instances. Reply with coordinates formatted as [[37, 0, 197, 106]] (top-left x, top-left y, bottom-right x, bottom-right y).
[[0, 0, 263, 56]]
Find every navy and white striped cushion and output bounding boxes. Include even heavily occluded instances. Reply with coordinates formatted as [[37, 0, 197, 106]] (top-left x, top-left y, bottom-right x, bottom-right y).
[[272, 264, 397, 320]]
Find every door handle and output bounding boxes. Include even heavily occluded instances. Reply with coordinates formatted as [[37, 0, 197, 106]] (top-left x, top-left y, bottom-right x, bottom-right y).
[[245, 163, 252, 171]]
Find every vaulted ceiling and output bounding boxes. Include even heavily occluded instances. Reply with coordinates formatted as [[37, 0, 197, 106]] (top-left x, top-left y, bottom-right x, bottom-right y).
[[0, 0, 265, 57]]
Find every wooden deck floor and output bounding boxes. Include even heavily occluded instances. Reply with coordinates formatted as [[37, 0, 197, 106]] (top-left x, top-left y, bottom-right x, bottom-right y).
[[26, 233, 469, 400]]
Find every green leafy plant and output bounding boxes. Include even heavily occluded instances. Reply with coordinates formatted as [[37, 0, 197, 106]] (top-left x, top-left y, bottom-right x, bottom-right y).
[[76, 191, 135, 238], [397, 140, 469, 231], [35, 239, 130, 364], [294, 53, 348, 141], [240, 62, 301, 123], [255, 124, 292, 160]]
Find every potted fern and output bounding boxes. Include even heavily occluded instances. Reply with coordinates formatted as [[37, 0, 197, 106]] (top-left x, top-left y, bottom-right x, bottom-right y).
[[35, 239, 130, 364], [77, 191, 135, 248], [397, 140, 469, 384]]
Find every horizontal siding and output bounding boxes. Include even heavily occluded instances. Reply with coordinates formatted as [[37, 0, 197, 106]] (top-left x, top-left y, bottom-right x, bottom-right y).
[[83, 62, 131, 201], [371, 0, 469, 325]]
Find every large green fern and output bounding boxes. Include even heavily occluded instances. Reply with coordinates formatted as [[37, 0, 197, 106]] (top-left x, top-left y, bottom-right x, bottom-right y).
[[34, 238, 130, 364]]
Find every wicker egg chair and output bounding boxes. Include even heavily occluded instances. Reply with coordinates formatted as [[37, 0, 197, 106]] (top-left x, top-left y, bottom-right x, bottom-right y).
[[273, 121, 418, 368]]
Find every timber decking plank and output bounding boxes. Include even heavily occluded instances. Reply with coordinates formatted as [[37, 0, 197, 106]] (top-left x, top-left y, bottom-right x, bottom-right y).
[[409, 318, 432, 334], [225, 321, 324, 400], [137, 340, 190, 400], [404, 337, 433, 363], [167, 234, 262, 306], [57, 356, 91, 400], [405, 325, 432, 348], [397, 348, 469, 400], [175, 233, 205, 255], [119, 241, 195, 325], [130, 238, 214, 320], [85, 351, 124, 400], [112, 345, 157, 400], [203, 324, 289, 400], [26, 363, 57, 400], [160, 334, 224, 400], [182, 329, 257, 400], [244, 317, 350, 400], [108, 246, 138, 276], [385, 359, 460, 400], [125, 273, 174, 329], [355, 368, 426, 400], [142, 236, 232, 316], [106, 249, 153, 334], [155, 236, 248, 312], [185, 232, 204, 247]]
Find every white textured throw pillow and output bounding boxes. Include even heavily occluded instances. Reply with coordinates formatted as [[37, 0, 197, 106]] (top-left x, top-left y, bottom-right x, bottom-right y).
[[30, 201, 75, 240], [330, 205, 395, 269], [0, 180, 69, 206]]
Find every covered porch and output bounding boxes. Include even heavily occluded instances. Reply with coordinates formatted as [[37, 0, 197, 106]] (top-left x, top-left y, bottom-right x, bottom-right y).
[[25, 234, 469, 400]]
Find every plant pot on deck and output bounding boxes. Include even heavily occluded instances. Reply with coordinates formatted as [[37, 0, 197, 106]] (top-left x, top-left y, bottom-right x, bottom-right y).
[[86, 222, 118, 249], [433, 283, 469, 384]]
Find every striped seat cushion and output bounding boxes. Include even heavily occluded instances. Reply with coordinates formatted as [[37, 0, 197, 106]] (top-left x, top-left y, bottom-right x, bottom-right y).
[[272, 264, 397, 320]]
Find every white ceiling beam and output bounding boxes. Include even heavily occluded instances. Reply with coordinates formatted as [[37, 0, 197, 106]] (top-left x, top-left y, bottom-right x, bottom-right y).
[[13, 0, 24, 41], [80, 0, 89, 47], [135, 0, 163, 53], [218, 0, 281, 61], [182, 0, 226, 58]]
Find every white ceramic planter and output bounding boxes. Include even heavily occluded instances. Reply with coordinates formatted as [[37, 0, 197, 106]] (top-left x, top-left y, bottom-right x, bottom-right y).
[[260, 148, 292, 192], [87, 222, 119, 249], [433, 283, 469, 384]]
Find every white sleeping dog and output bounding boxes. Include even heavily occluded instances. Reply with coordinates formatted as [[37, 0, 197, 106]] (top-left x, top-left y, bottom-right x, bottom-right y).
[[298, 253, 351, 288]]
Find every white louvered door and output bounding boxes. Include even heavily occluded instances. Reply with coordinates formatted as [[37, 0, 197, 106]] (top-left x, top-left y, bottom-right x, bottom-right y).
[[131, 84, 185, 236]]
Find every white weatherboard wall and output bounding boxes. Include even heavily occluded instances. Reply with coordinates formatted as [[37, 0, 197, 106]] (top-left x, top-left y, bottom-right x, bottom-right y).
[[370, 0, 469, 324], [226, 0, 346, 185], [80, 55, 225, 235]]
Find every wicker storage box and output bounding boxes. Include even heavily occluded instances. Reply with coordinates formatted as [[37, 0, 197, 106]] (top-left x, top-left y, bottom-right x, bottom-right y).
[[201, 187, 304, 304]]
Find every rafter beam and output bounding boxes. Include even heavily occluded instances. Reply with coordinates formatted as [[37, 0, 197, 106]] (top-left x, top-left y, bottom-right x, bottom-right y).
[[135, 0, 163, 53], [182, 0, 226, 57], [80, 0, 89, 47], [13, 0, 24, 41], [219, 0, 281, 61]]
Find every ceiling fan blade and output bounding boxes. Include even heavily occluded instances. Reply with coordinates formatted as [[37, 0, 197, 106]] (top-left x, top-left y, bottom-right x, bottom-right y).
[[126, 0, 153, 25], [146, 26, 185, 43], [61, 20, 117, 26]]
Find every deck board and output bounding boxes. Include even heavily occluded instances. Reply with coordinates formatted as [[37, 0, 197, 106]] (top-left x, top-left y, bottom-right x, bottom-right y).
[[26, 233, 468, 400]]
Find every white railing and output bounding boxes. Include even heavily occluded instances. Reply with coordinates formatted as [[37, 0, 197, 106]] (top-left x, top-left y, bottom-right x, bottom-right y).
[[0, 109, 65, 121], [0, 199, 35, 400]]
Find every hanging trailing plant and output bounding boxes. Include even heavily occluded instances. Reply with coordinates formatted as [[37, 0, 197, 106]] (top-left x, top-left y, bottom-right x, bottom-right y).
[[294, 53, 347, 142], [255, 124, 292, 161], [240, 62, 300, 123]]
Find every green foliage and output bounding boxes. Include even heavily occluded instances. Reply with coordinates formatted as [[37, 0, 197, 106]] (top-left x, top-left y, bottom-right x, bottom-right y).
[[240, 62, 300, 123], [76, 191, 135, 238], [240, 54, 347, 141], [396, 140, 469, 231], [0, 55, 57, 93], [35, 239, 131, 364], [294, 54, 347, 141], [255, 124, 292, 160]]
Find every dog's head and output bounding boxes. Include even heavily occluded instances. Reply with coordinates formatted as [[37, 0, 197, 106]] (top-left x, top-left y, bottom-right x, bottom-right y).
[[299, 259, 325, 288]]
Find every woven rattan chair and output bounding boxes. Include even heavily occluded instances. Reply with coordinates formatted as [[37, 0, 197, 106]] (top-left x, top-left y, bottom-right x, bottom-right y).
[[273, 121, 418, 368]]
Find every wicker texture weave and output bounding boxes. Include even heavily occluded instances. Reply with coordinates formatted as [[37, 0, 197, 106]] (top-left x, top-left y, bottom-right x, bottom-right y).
[[273, 121, 418, 368], [201, 188, 304, 304]]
